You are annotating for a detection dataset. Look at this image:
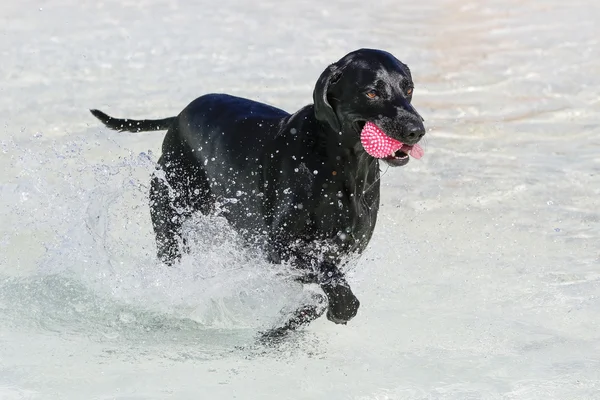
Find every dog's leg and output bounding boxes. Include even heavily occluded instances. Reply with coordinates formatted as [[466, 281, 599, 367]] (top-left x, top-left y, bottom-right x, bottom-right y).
[[258, 272, 360, 343], [316, 261, 361, 324], [149, 151, 214, 265], [265, 239, 361, 334], [259, 292, 327, 341], [149, 172, 189, 265]]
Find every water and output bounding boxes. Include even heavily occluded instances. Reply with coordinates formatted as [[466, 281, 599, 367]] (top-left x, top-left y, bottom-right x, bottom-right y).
[[1, 0, 599, 398]]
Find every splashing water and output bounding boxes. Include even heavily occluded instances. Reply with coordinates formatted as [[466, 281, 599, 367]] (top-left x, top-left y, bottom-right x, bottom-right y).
[[0, 131, 316, 348]]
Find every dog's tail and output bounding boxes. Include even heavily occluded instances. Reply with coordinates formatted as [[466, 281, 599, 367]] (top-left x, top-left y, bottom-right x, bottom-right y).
[[90, 109, 176, 132]]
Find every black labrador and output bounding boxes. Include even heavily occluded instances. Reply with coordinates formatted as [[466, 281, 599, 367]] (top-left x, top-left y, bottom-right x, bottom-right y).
[[90, 48, 426, 336]]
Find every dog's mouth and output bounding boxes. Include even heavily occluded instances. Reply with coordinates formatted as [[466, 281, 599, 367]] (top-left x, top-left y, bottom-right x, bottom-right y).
[[358, 121, 424, 166], [382, 148, 410, 166]]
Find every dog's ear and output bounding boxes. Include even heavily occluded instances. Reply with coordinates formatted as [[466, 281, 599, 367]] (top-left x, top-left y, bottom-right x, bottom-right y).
[[313, 63, 343, 133]]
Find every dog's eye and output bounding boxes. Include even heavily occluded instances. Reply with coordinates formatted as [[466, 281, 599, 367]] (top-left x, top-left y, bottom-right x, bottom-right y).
[[365, 91, 378, 99], [406, 88, 413, 96]]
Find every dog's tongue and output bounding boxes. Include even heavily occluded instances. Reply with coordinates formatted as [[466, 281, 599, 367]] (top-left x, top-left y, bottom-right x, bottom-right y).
[[401, 143, 424, 159], [360, 121, 424, 159]]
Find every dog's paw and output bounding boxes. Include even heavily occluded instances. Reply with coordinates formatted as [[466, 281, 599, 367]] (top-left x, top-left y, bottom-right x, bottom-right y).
[[322, 283, 360, 324]]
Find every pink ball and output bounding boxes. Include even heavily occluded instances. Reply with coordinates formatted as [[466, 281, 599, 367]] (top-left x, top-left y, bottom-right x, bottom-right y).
[[360, 122, 403, 158]]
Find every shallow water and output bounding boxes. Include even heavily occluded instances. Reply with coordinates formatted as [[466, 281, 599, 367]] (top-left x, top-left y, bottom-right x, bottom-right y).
[[1, 0, 599, 399]]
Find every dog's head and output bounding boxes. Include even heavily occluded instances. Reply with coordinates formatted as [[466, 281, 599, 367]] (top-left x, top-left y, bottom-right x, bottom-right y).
[[313, 49, 426, 166]]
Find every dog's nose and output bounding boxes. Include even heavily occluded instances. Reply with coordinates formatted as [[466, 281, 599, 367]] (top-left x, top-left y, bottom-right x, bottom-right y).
[[405, 125, 425, 142]]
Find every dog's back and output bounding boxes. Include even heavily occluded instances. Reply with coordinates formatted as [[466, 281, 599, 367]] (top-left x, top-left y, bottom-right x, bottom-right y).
[[162, 94, 310, 236], [171, 93, 289, 173]]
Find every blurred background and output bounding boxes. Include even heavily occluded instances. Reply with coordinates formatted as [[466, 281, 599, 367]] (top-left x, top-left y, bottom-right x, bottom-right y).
[[1, 1, 599, 399]]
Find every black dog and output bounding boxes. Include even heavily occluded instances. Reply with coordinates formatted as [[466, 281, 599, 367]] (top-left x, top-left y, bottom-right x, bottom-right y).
[[90, 48, 425, 335]]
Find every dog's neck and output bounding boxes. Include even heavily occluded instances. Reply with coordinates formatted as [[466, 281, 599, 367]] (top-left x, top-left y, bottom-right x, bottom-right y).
[[333, 143, 381, 199], [283, 105, 381, 197], [311, 108, 381, 198]]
